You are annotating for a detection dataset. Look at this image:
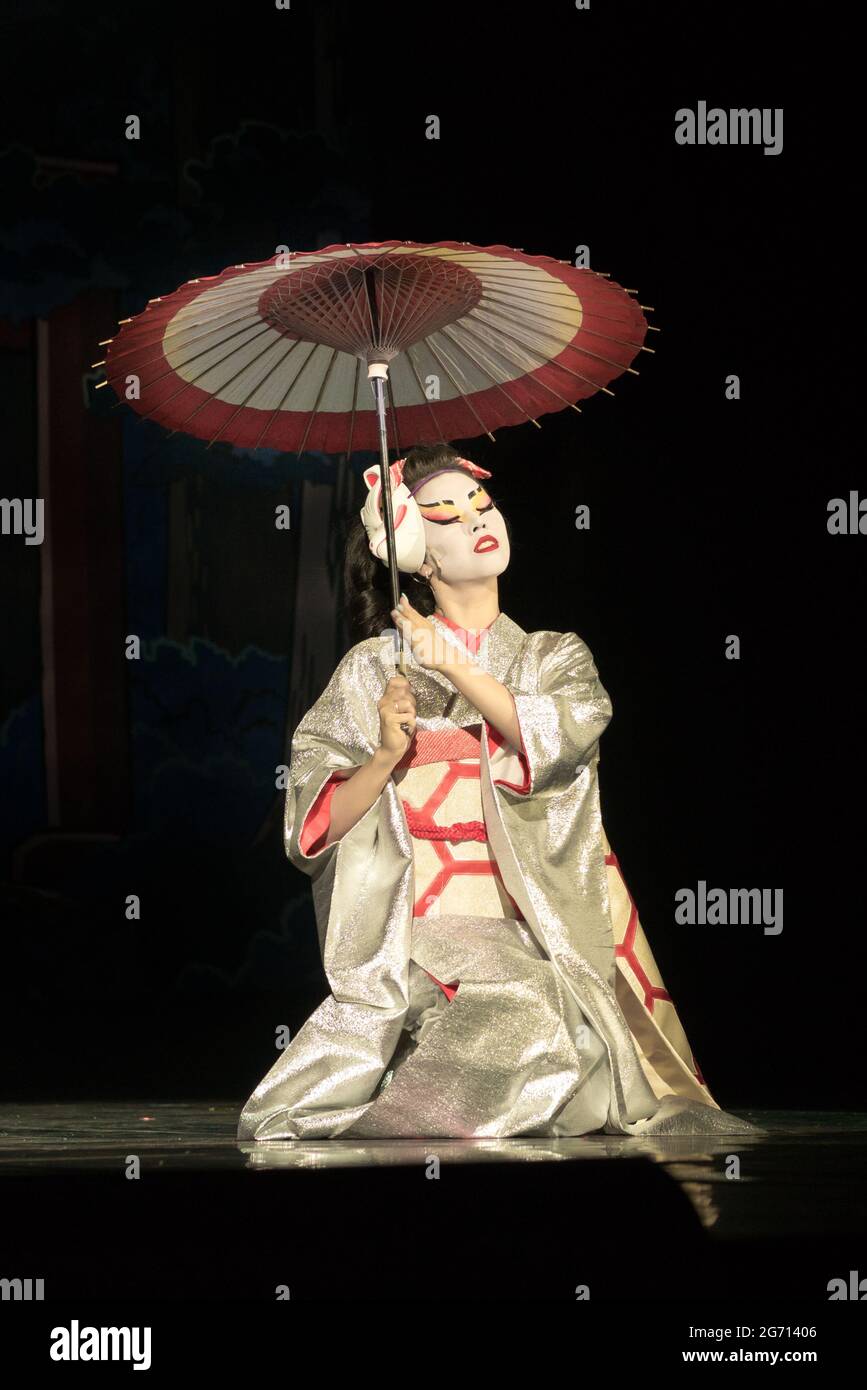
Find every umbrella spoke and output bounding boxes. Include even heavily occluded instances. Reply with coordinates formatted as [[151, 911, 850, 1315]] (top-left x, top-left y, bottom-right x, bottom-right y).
[[205, 339, 337, 449], [422, 336, 500, 441], [112, 324, 284, 421], [402, 347, 451, 439], [175, 340, 319, 439], [482, 288, 647, 349], [118, 320, 277, 387], [346, 355, 362, 460], [127, 322, 291, 404], [100, 309, 267, 368], [296, 349, 340, 457], [251, 341, 325, 451], [439, 322, 582, 416], [466, 308, 616, 396], [479, 296, 640, 374]]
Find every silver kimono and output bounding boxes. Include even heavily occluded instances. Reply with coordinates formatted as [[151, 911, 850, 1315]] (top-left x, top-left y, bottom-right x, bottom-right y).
[[238, 611, 760, 1140]]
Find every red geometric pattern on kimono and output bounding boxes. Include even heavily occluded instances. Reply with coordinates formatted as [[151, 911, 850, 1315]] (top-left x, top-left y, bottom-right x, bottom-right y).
[[605, 845, 672, 1013], [398, 724, 528, 1003], [400, 761, 526, 922], [606, 845, 707, 1087], [300, 724, 531, 856], [297, 743, 524, 1004]]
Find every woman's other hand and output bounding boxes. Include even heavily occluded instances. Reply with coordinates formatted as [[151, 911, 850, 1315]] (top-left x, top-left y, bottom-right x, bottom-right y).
[[390, 594, 449, 672]]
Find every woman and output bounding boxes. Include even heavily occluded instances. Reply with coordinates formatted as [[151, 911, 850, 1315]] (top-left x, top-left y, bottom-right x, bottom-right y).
[[237, 443, 759, 1141]]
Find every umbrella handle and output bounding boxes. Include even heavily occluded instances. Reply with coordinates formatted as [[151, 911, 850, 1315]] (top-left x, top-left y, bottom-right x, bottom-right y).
[[397, 646, 412, 736]]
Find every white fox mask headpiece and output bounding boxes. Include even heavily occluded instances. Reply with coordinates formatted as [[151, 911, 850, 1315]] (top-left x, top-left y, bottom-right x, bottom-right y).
[[360, 456, 492, 574]]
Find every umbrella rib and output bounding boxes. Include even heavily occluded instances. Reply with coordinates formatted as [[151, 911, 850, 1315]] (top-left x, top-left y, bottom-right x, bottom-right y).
[[204, 336, 332, 449], [479, 295, 644, 330], [159, 339, 315, 437], [482, 275, 653, 316], [125, 278, 274, 332], [403, 348, 451, 439], [562, 324, 652, 353], [295, 265, 370, 352], [434, 315, 552, 386], [440, 256, 588, 271], [432, 254, 548, 269], [392, 265, 436, 351], [477, 291, 633, 343], [465, 271, 586, 286], [150, 280, 294, 339], [363, 265, 380, 345], [296, 348, 340, 456], [346, 355, 361, 460], [482, 289, 647, 349], [480, 287, 586, 310], [156, 293, 279, 338], [438, 322, 582, 416], [398, 252, 638, 300], [432, 321, 544, 393], [477, 299, 640, 375], [576, 307, 652, 328], [373, 265, 420, 359], [342, 268, 377, 345], [104, 305, 272, 368], [110, 320, 279, 387], [464, 309, 616, 396], [482, 286, 646, 332], [478, 273, 637, 296], [106, 296, 286, 369], [112, 322, 292, 405], [251, 341, 323, 451], [379, 261, 404, 348], [387, 264, 448, 352], [422, 337, 501, 441]]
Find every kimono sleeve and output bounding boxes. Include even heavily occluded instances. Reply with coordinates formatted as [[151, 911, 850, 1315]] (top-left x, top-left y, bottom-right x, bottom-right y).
[[486, 722, 532, 794], [297, 772, 345, 857], [283, 643, 381, 876], [502, 630, 613, 799]]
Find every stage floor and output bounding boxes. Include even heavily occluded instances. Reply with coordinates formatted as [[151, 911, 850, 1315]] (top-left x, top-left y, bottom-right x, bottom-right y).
[[1, 1103, 865, 1244]]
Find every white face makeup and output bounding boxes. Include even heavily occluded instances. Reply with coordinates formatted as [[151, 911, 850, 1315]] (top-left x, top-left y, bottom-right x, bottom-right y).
[[413, 470, 510, 584]]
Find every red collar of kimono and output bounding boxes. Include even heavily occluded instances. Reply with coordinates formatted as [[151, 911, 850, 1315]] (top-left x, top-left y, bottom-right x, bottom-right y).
[[432, 609, 496, 655]]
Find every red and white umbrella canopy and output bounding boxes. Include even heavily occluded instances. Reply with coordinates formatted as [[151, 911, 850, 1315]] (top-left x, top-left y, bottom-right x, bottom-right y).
[[101, 240, 654, 454]]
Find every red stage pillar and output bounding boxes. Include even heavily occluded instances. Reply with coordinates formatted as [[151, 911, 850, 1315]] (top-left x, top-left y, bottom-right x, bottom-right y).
[[36, 290, 129, 831]]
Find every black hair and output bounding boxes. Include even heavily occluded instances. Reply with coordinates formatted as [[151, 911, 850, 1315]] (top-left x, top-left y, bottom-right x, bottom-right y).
[[343, 442, 507, 641]]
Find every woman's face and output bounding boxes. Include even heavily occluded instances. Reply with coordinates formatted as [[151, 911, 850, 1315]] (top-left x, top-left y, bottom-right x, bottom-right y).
[[413, 470, 510, 584]]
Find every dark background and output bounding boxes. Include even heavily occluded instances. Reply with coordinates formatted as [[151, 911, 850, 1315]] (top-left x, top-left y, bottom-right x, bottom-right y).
[[0, 1, 858, 1110]]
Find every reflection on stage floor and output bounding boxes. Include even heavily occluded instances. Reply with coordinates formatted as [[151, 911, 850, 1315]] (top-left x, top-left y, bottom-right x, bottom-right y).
[[1, 1103, 865, 1241]]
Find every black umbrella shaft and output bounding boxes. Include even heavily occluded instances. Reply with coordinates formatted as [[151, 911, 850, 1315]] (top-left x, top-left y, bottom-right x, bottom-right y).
[[371, 372, 409, 690], [372, 376, 400, 613]]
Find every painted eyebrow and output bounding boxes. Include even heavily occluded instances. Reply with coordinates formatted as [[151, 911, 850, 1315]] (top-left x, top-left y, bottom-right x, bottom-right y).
[[417, 485, 486, 507]]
